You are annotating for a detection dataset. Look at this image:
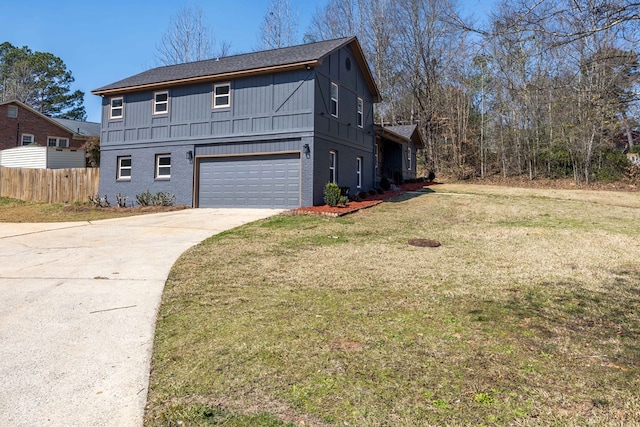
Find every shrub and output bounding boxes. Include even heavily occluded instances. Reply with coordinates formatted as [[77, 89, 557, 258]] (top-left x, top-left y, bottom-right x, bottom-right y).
[[380, 176, 391, 191], [393, 170, 404, 185], [357, 191, 368, 200], [155, 191, 176, 206], [136, 190, 154, 207], [427, 170, 436, 182], [376, 187, 384, 194], [85, 136, 100, 167], [88, 194, 110, 207], [324, 182, 342, 207], [339, 195, 349, 206], [115, 193, 128, 208], [136, 190, 176, 206], [368, 189, 378, 196], [593, 148, 629, 182]]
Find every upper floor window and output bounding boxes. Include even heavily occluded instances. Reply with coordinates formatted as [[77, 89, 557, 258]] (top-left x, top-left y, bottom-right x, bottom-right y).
[[21, 134, 34, 145], [357, 97, 363, 128], [213, 83, 231, 109], [330, 82, 339, 118], [117, 155, 132, 180], [7, 105, 18, 118], [153, 91, 169, 115], [329, 150, 337, 183], [155, 154, 171, 179], [48, 137, 69, 148], [110, 97, 123, 119]]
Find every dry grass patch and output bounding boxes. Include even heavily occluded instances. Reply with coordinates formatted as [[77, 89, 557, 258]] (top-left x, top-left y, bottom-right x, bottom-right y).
[[0, 197, 187, 222], [145, 184, 640, 426]]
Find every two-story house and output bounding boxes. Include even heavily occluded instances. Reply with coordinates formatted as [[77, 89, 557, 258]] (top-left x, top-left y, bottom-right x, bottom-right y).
[[92, 37, 383, 208]]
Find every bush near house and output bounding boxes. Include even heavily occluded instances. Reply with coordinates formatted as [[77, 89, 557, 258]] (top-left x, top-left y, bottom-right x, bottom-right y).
[[323, 183, 347, 206], [379, 176, 391, 191]]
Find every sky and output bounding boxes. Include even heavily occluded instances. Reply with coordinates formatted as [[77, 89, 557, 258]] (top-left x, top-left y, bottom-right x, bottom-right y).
[[1, 0, 493, 123]]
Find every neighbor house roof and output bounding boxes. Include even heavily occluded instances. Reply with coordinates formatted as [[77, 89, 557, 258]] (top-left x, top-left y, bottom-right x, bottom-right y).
[[0, 100, 99, 139], [92, 37, 381, 102], [375, 124, 425, 148], [51, 117, 100, 137]]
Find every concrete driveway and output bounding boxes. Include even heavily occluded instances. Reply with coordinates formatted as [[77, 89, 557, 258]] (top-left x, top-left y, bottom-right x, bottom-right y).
[[0, 208, 282, 426]]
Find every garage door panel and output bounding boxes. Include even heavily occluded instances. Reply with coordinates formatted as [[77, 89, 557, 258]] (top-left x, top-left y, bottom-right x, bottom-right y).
[[198, 153, 300, 208]]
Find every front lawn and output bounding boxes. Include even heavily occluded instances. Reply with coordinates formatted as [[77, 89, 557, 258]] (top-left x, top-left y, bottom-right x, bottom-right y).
[[0, 197, 186, 222], [145, 184, 640, 426]]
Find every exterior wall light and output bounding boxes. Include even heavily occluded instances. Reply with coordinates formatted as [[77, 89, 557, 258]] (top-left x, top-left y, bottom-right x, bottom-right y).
[[186, 150, 193, 160]]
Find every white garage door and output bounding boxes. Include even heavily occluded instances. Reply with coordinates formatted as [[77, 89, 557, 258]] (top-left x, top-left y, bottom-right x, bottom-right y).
[[198, 153, 301, 208]]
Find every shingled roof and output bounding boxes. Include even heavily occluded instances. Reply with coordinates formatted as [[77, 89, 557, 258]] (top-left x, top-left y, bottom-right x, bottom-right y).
[[92, 37, 381, 102], [375, 124, 425, 148], [52, 117, 100, 137]]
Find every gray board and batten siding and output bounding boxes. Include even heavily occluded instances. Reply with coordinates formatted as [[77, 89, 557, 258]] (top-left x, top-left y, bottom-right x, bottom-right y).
[[100, 69, 315, 145], [313, 45, 377, 201], [93, 37, 381, 208], [98, 69, 315, 207]]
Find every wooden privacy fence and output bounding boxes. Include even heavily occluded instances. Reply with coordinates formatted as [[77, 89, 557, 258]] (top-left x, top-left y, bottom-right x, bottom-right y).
[[0, 167, 100, 204]]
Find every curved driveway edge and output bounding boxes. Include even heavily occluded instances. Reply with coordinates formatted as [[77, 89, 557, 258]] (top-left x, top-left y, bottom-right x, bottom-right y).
[[0, 208, 282, 426]]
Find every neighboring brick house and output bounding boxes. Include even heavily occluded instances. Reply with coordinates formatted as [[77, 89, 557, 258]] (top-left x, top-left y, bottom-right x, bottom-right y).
[[92, 37, 382, 208], [0, 100, 99, 151]]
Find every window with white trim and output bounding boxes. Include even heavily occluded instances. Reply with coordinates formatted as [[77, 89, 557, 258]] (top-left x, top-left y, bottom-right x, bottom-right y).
[[357, 97, 363, 128], [330, 82, 339, 118], [407, 147, 412, 170], [356, 157, 362, 189], [21, 134, 34, 145], [329, 150, 337, 183], [47, 137, 69, 148], [7, 105, 18, 118], [110, 97, 123, 119], [155, 154, 171, 179], [117, 156, 132, 180], [153, 91, 169, 115], [213, 83, 231, 109]]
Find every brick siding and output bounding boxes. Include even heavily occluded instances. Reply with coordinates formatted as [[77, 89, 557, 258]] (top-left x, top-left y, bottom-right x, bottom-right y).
[[0, 103, 83, 151]]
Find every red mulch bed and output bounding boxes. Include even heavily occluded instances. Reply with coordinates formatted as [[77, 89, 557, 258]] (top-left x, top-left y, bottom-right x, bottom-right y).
[[290, 182, 440, 217]]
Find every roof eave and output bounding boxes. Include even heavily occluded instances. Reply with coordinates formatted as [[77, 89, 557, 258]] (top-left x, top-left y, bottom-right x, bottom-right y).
[[1, 100, 82, 136], [92, 60, 321, 96], [319, 38, 381, 103], [374, 125, 409, 144], [349, 40, 382, 103], [410, 128, 426, 148]]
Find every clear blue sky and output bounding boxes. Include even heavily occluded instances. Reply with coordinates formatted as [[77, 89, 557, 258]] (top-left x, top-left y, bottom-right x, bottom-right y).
[[1, 0, 492, 123]]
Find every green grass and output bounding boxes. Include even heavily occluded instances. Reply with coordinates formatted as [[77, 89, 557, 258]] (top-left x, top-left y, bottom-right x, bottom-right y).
[[145, 184, 640, 426]]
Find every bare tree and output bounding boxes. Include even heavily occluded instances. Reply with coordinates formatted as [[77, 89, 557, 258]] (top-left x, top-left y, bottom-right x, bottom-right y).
[[359, 0, 402, 124], [393, 0, 470, 174], [156, 5, 218, 65], [481, 0, 639, 182], [257, 0, 299, 50], [306, 0, 365, 41], [300, 0, 638, 182]]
